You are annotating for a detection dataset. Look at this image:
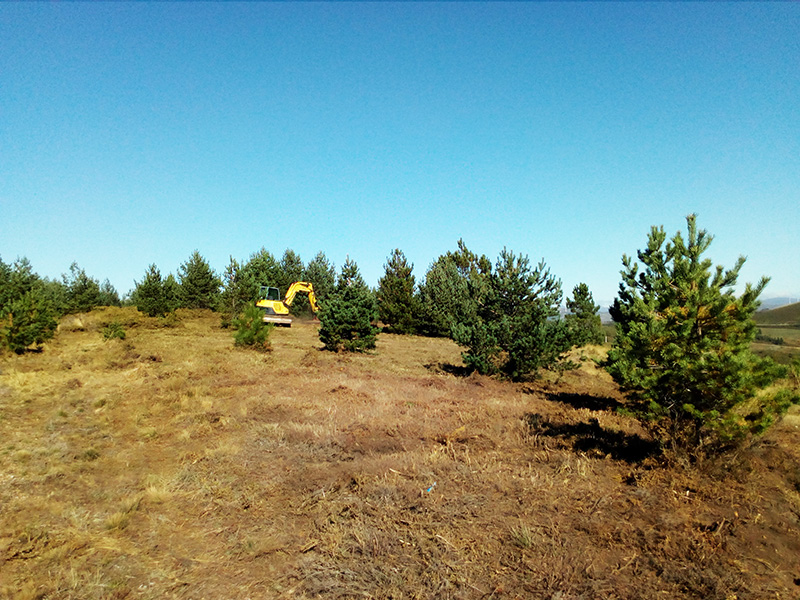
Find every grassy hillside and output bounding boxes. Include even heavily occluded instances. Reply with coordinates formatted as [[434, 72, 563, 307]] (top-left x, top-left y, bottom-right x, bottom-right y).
[[1, 308, 800, 599], [755, 301, 800, 326]]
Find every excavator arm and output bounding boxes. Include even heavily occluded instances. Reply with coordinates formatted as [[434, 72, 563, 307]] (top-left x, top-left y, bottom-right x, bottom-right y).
[[284, 282, 319, 313]]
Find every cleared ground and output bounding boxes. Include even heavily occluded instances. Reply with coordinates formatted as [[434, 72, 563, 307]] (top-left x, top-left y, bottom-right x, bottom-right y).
[[1, 308, 800, 599]]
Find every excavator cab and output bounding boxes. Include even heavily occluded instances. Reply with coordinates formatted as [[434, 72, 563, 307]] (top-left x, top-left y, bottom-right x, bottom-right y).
[[260, 286, 281, 302]]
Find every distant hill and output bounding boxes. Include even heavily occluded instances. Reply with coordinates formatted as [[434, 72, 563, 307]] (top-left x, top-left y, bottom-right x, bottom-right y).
[[759, 297, 800, 311], [754, 302, 800, 326]]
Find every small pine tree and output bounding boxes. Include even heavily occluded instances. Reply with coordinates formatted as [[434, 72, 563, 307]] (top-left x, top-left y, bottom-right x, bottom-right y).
[[318, 258, 379, 352], [178, 251, 221, 310], [452, 248, 570, 380], [377, 249, 417, 334], [98, 279, 121, 307], [218, 256, 257, 328], [102, 321, 126, 340], [62, 262, 103, 314], [0, 257, 58, 354], [135, 264, 170, 317], [565, 283, 604, 347], [233, 304, 272, 351], [606, 215, 799, 452]]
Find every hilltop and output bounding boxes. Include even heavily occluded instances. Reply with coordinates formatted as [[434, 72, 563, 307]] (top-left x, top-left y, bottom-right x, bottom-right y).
[[754, 301, 800, 326]]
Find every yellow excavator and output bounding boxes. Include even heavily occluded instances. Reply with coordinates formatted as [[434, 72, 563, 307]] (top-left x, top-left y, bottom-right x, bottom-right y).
[[256, 281, 319, 327]]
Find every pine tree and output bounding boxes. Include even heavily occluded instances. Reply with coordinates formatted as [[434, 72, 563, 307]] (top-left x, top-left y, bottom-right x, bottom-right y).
[[277, 249, 304, 292], [452, 248, 569, 380], [0, 256, 58, 353], [278, 249, 306, 315], [377, 249, 417, 334], [135, 264, 170, 317], [318, 258, 379, 352], [218, 256, 255, 328], [241, 248, 281, 300], [163, 274, 181, 313], [178, 251, 221, 310], [98, 279, 121, 307], [303, 251, 336, 302], [62, 262, 103, 314], [606, 215, 798, 451], [232, 304, 272, 351], [565, 283, 604, 347], [416, 240, 490, 337]]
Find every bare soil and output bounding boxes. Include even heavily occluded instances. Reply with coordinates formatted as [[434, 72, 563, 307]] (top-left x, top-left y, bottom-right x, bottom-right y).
[[2, 308, 800, 599]]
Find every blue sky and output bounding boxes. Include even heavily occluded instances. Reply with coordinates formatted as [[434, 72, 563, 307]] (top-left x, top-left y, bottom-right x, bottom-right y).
[[1, 3, 798, 305]]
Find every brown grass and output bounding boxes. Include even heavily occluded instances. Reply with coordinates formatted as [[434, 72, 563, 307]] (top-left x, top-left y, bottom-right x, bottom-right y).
[[1, 307, 800, 599]]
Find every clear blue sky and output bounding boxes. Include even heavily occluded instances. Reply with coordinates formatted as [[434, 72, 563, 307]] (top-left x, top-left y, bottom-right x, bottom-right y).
[[2, 3, 798, 305]]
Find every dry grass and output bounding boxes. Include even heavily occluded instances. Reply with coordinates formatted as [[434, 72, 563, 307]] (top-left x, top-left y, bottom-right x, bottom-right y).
[[1, 307, 800, 599]]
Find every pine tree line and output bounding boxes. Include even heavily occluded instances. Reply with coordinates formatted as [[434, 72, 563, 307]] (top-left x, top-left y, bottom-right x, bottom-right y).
[[0, 256, 121, 354], [3, 216, 798, 453]]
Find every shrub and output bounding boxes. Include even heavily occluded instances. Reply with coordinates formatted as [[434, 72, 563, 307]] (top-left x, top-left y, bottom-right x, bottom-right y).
[[233, 304, 272, 351], [605, 215, 799, 453], [102, 321, 126, 341]]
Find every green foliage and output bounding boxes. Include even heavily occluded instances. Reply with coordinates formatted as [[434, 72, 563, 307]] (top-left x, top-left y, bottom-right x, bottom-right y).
[[177, 251, 221, 310], [318, 258, 379, 352], [102, 321, 126, 340], [377, 249, 417, 334], [303, 251, 336, 308], [565, 283, 604, 347], [605, 215, 799, 452], [278, 249, 307, 316], [232, 304, 272, 351], [163, 274, 181, 313], [99, 279, 121, 307], [451, 247, 571, 380], [754, 329, 785, 345], [38, 278, 68, 314], [218, 256, 252, 328], [134, 264, 174, 318], [416, 240, 489, 337], [236, 248, 280, 306], [0, 256, 58, 354], [61, 262, 103, 314]]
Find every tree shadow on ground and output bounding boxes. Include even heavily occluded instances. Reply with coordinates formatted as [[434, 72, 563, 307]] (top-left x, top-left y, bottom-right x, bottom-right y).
[[424, 362, 472, 377], [544, 392, 622, 412], [524, 412, 660, 464]]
